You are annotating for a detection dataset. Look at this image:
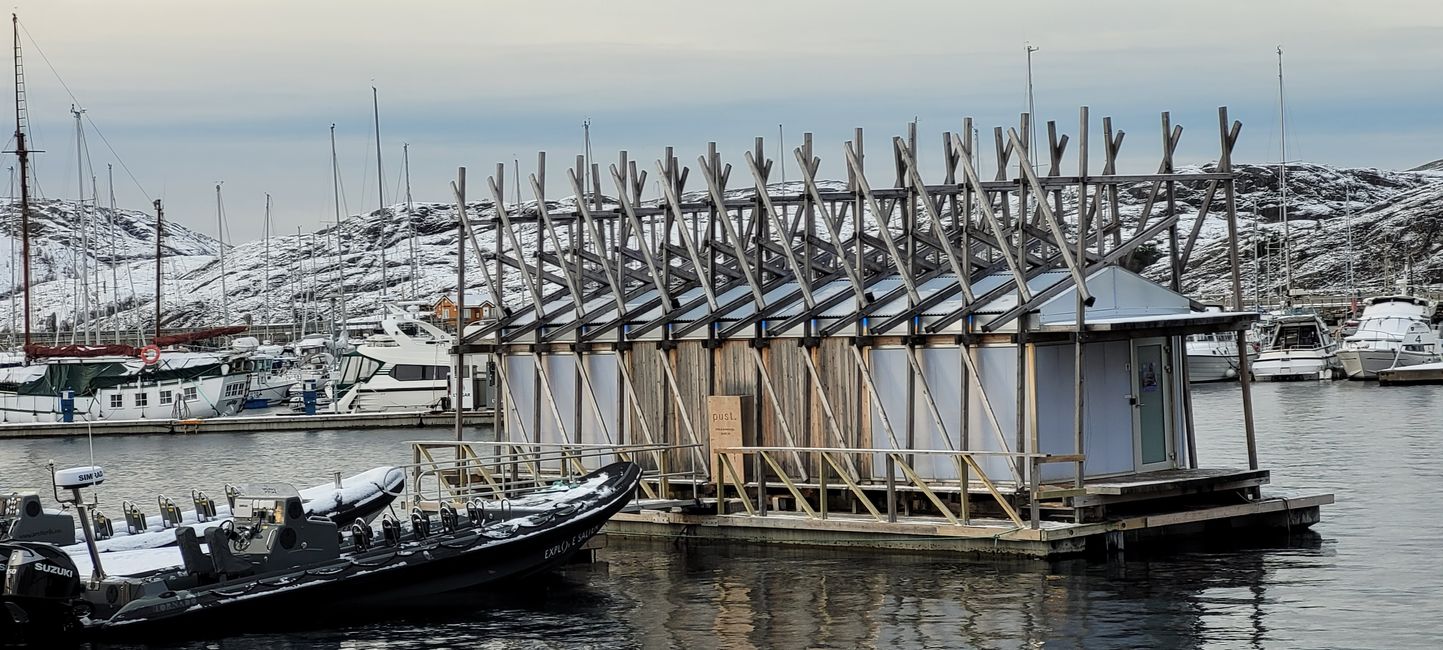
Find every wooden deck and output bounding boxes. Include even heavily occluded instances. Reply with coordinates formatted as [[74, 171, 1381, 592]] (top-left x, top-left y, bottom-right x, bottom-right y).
[[606, 490, 1332, 557], [1059, 468, 1269, 508], [587, 465, 1324, 557]]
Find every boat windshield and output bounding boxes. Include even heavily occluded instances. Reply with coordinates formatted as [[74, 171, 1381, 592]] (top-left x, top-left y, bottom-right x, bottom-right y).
[[1273, 325, 1323, 350], [336, 353, 383, 391]]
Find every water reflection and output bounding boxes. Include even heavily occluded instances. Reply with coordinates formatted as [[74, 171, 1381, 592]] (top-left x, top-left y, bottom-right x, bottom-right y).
[[4, 380, 1440, 648], [76, 535, 1319, 650]]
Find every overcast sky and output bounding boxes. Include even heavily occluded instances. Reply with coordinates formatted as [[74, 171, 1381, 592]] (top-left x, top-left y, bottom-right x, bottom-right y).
[[9, 1, 1441, 242]]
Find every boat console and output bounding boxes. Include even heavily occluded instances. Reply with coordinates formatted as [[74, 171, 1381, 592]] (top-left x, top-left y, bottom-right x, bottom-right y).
[[175, 483, 339, 580], [0, 491, 76, 545]]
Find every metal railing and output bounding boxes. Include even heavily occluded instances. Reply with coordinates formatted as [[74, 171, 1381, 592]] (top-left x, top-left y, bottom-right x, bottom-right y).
[[405, 440, 703, 507], [714, 446, 1085, 530]]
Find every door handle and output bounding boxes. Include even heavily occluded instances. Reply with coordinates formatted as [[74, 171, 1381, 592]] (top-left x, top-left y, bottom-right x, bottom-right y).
[[1124, 394, 1137, 406]]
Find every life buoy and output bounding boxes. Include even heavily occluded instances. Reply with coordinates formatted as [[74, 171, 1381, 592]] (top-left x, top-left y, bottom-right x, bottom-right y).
[[139, 345, 162, 366]]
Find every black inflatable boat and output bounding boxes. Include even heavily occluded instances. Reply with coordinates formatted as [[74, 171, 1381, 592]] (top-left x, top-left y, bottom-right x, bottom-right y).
[[1, 461, 640, 643]]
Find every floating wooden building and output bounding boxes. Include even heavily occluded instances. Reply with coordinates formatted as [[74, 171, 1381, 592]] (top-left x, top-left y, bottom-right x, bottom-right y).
[[438, 106, 1332, 556]]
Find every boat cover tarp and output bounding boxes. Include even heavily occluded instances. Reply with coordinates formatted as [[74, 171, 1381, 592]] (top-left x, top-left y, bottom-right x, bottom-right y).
[[23, 344, 139, 359], [11, 362, 225, 396], [153, 325, 248, 347]]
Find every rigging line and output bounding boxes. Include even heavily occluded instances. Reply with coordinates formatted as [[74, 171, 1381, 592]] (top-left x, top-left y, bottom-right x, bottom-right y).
[[16, 21, 151, 201]]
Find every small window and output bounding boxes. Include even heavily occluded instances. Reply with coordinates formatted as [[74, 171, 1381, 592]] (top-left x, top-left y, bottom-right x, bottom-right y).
[[109, 394, 123, 409], [184, 386, 199, 402], [392, 364, 451, 381], [392, 364, 426, 381], [135, 392, 149, 407], [159, 390, 174, 405]]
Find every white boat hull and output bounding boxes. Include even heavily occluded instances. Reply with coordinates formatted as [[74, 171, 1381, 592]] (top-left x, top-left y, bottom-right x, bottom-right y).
[[247, 378, 297, 406], [332, 383, 448, 413], [0, 373, 250, 423], [1252, 352, 1339, 381], [1187, 354, 1244, 383], [1338, 349, 1441, 380]]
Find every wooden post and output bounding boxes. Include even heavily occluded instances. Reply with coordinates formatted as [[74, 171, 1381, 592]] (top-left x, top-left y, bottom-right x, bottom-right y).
[[1074, 106, 1089, 492], [1218, 106, 1258, 472], [452, 167, 467, 441]]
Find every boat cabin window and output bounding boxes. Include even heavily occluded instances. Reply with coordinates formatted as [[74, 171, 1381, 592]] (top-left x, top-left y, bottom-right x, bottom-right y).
[[184, 386, 199, 402], [1276, 325, 1321, 349], [391, 364, 450, 381], [159, 390, 173, 405], [109, 394, 122, 409], [135, 392, 149, 407]]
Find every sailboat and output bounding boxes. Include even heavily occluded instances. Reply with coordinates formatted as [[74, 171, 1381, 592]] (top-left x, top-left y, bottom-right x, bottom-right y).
[[0, 14, 249, 422], [1250, 46, 1342, 382]]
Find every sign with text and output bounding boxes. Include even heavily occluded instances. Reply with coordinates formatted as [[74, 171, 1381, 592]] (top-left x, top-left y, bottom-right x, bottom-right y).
[[707, 395, 754, 486]]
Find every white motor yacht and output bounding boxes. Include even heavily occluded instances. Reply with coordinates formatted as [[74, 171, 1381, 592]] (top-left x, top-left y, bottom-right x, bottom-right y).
[[1252, 312, 1342, 381], [1337, 296, 1440, 380], [329, 315, 487, 413]]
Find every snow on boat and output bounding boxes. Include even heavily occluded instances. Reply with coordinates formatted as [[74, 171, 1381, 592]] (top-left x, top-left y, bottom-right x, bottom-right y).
[[1, 467, 403, 569], [1336, 295, 1441, 380], [0, 462, 639, 642]]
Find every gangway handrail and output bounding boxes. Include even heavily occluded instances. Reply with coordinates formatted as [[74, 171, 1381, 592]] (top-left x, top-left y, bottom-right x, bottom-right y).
[[403, 440, 702, 507], [712, 445, 1085, 530]]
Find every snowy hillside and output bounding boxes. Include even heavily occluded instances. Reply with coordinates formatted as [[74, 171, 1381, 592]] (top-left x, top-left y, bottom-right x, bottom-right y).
[[0, 162, 1439, 337]]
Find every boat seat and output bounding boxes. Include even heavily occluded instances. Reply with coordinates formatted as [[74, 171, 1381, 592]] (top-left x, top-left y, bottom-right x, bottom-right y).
[[203, 526, 254, 579], [174, 527, 214, 579]]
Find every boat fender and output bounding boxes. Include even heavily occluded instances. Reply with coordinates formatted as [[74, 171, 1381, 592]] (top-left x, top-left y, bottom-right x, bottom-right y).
[[439, 503, 458, 534], [381, 515, 401, 546], [410, 507, 430, 540]]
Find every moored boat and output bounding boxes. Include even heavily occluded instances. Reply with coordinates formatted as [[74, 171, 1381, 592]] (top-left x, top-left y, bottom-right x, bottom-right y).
[[1252, 312, 1342, 381], [1336, 295, 1440, 380], [1185, 330, 1258, 383], [0, 461, 639, 642]]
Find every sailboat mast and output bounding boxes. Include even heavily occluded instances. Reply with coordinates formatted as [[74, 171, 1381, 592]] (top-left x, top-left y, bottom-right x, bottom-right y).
[[372, 86, 387, 303], [330, 124, 346, 344], [107, 165, 118, 344], [13, 13, 32, 349], [153, 199, 162, 339], [90, 174, 100, 341], [404, 142, 415, 300], [263, 193, 271, 333], [73, 105, 90, 344], [7, 165, 13, 346], [1277, 45, 1292, 306], [1344, 186, 1355, 300], [215, 182, 229, 325]]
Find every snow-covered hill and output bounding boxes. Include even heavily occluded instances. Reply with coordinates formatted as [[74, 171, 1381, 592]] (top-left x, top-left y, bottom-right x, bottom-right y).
[[0, 162, 1439, 337]]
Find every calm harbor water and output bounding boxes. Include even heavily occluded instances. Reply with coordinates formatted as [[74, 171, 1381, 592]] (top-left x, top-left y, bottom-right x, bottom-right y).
[[1, 381, 1440, 648]]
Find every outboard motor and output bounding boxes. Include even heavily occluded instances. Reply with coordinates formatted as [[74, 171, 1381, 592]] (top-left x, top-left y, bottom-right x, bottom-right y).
[[0, 541, 84, 636]]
